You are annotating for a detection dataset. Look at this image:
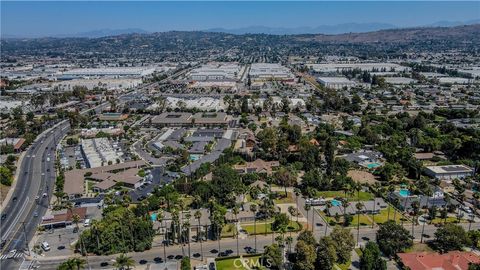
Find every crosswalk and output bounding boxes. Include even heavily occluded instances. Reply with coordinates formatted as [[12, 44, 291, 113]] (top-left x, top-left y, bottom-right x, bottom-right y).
[[0, 251, 24, 260]]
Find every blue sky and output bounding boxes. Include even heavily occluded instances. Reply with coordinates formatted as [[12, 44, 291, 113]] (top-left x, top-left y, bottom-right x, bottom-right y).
[[1, 1, 479, 37]]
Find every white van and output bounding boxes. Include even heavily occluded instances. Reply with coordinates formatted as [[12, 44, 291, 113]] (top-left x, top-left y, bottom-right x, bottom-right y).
[[84, 219, 91, 227], [41, 241, 50, 251]]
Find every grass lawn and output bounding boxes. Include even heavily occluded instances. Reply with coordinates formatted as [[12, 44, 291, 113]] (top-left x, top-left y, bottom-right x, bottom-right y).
[[430, 216, 464, 224], [335, 260, 352, 270], [373, 206, 406, 224], [86, 180, 96, 191], [273, 192, 295, 204], [221, 224, 237, 238], [405, 243, 434, 253], [216, 255, 262, 270], [317, 190, 374, 201], [242, 221, 302, 235]]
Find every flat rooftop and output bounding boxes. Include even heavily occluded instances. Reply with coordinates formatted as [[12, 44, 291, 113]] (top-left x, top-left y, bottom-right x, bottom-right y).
[[425, 165, 473, 174]]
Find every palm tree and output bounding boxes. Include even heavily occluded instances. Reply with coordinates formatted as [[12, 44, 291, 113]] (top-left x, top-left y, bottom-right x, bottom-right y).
[[114, 254, 135, 270], [444, 193, 451, 225], [183, 220, 191, 258], [194, 210, 204, 260], [387, 185, 395, 221], [355, 202, 363, 246], [288, 206, 296, 237], [250, 203, 258, 252], [57, 257, 86, 270], [232, 205, 240, 256], [304, 204, 311, 231], [325, 201, 332, 236], [393, 198, 400, 223], [411, 200, 420, 239], [293, 188, 301, 224], [156, 210, 167, 263], [285, 236, 293, 255]]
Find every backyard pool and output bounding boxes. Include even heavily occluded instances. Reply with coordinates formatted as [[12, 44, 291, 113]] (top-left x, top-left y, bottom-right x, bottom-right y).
[[190, 154, 202, 161], [331, 199, 342, 207], [366, 163, 382, 169], [399, 189, 410, 197], [150, 213, 157, 221]]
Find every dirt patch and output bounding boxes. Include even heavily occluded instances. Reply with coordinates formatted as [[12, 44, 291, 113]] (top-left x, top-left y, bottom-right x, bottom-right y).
[[0, 184, 11, 205], [347, 170, 378, 185]]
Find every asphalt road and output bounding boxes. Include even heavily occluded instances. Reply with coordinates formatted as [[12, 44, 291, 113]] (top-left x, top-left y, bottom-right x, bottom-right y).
[[1, 121, 70, 269]]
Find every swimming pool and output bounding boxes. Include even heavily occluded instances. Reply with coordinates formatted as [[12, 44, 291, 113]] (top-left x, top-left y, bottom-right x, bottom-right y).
[[331, 199, 342, 207], [150, 213, 157, 221], [366, 163, 381, 169], [399, 189, 410, 197], [190, 154, 202, 161]]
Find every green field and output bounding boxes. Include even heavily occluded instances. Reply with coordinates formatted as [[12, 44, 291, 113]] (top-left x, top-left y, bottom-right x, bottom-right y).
[[221, 224, 237, 238], [319, 205, 408, 227], [335, 260, 352, 270], [216, 255, 263, 270], [317, 191, 374, 201], [373, 206, 407, 224], [242, 221, 302, 235], [273, 192, 295, 204]]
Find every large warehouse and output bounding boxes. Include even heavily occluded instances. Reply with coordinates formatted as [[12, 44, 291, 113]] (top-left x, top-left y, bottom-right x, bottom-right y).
[[188, 63, 242, 81], [60, 67, 155, 79], [249, 63, 294, 82]]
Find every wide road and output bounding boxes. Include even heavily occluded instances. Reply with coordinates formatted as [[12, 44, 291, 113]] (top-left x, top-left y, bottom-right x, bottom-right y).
[[0, 120, 70, 269]]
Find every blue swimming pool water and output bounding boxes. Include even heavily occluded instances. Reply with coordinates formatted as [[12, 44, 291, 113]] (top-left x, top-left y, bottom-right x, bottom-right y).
[[331, 199, 342, 207], [367, 163, 381, 169], [150, 213, 157, 221], [190, 154, 202, 161], [399, 189, 410, 197]]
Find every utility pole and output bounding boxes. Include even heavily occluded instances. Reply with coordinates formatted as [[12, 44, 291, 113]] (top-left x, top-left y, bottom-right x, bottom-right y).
[[21, 222, 30, 256]]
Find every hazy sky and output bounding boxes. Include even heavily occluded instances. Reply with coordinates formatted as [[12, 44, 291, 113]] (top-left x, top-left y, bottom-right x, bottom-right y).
[[1, 1, 479, 37]]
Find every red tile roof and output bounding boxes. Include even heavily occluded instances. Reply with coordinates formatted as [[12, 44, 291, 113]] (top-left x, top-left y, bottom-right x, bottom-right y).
[[398, 251, 480, 270]]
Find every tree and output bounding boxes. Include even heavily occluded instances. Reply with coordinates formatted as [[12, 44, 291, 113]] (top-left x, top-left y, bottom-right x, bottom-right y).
[[294, 240, 316, 270], [304, 204, 311, 231], [263, 244, 283, 269], [434, 224, 470, 253], [57, 258, 86, 270], [330, 227, 355, 263], [0, 166, 13, 186], [180, 257, 191, 270], [250, 203, 258, 252], [315, 236, 337, 270], [325, 136, 336, 176], [113, 254, 135, 270], [194, 210, 204, 261], [359, 242, 387, 270], [376, 221, 413, 257], [297, 230, 316, 246]]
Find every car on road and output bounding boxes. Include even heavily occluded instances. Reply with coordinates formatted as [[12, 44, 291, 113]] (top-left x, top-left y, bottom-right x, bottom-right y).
[[153, 257, 163, 263], [174, 255, 183, 260], [33, 211, 38, 217], [42, 193, 48, 198], [1, 213, 7, 220], [100, 262, 109, 267], [139, 259, 148, 265], [210, 249, 218, 254], [12, 197, 17, 202]]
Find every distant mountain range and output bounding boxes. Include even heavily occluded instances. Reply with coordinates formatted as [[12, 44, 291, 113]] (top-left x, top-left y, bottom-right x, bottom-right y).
[[205, 20, 480, 35], [2, 20, 480, 39]]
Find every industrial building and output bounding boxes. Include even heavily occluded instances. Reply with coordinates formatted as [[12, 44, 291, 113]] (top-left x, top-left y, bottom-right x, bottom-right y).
[[188, 63, 242, 81], [424, 165, 474, 180], [308, 62, 410, 73], [249, 63, 294, 82], [60, 67, 155, 79], [81, 138, 124, 168], [317, 77, 357, 90]]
